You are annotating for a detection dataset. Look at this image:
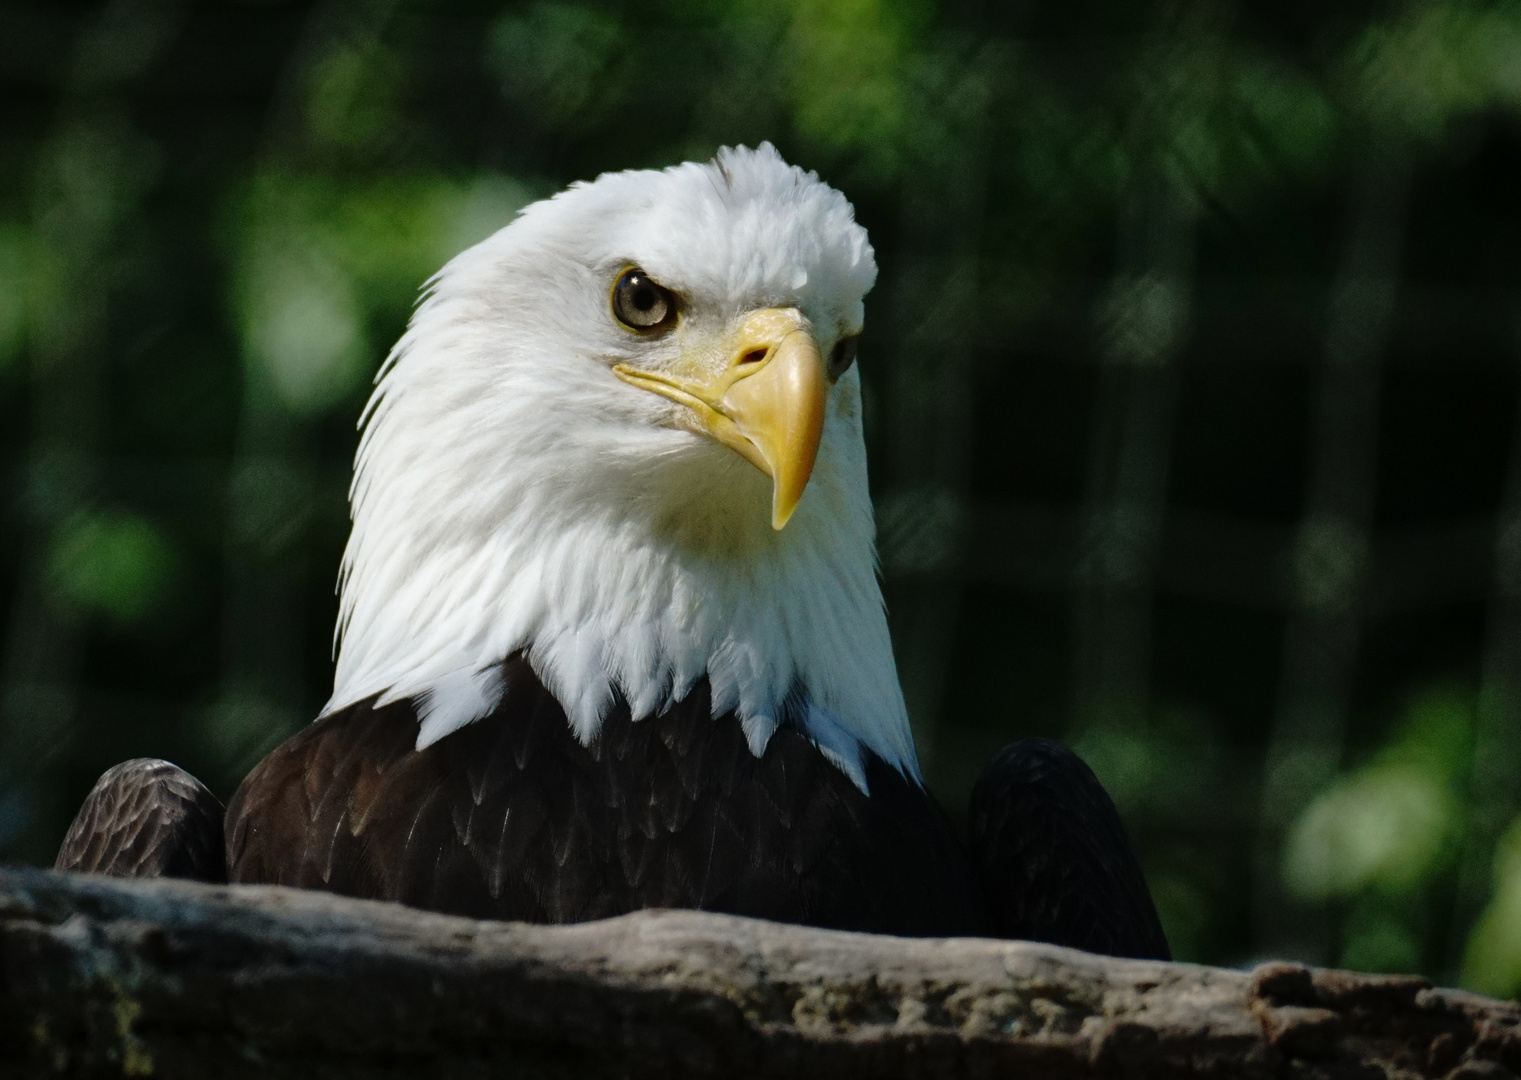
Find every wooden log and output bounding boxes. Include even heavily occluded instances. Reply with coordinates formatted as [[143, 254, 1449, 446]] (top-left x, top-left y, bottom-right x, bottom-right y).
[[1, 865, 1518, 1078]]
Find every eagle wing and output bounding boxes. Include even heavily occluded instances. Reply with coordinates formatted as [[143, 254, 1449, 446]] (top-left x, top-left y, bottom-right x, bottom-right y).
[[54, 758, 226, 883], [968, 737, 1171, 960]]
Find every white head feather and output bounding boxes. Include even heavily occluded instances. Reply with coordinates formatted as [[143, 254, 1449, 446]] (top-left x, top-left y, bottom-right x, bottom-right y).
[[325, 144, 919, 790]]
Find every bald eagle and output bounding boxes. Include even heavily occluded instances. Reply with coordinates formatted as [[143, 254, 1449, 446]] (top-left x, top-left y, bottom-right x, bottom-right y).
[[57, 146, 1168, 959]]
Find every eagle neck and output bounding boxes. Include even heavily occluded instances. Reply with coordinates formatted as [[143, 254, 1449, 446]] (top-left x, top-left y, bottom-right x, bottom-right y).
[[327, 445, 921, 792]]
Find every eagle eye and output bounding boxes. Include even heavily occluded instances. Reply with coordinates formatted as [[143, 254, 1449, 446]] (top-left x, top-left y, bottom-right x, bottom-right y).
[[613, 268, 676, 331], [828, 334, 860, 380]]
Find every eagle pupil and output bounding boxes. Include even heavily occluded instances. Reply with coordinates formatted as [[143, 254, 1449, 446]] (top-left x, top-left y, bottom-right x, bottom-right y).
[[634, 287, 655, 310]]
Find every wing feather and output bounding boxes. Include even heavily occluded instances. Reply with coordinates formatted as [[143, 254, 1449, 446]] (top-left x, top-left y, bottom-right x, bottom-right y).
[[55, 759, 225, 883], [968, 737, 1171, 960]]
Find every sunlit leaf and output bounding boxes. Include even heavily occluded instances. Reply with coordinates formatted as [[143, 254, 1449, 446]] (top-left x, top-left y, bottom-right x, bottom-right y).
[[1462, 816, 1521, 998], [47, 511, 175, 625], [241, 242, 367, 414], [1379, 687, 1475, 789], [306, 41, 406, 153], [1283, 762, 1457, 900], [1344, 1, 1521, 142], [231, 171, 533, 415], [728, 0, 929, 178]]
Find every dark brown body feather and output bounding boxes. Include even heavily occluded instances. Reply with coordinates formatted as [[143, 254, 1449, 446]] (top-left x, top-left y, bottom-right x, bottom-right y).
[[968, 738, 1170, 960], [225, 656, 987, 936], [54, 758, 226, 883], [55, 665, 1171, 958]]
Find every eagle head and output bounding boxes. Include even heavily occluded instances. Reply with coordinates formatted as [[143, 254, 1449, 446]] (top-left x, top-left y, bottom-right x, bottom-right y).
[[327, 144, 916, 791]]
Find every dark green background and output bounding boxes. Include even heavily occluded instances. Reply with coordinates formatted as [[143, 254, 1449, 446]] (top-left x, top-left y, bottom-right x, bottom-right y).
[[4, 0, 1521, 991]]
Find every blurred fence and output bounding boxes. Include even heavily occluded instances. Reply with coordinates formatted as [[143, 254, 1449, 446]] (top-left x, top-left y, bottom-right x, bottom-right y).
[[3, 0, 1521, 990]]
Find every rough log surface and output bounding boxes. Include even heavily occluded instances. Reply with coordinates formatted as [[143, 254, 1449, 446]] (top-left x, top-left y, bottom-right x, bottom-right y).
[[1, 866, 1518, 1079]]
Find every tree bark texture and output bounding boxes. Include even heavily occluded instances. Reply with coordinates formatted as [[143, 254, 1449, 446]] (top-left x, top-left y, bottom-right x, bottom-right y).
[[1, 866, 1518, 1078]]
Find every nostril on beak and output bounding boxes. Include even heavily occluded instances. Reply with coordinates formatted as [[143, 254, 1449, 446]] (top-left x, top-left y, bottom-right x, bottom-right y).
[[739, 348, 769, 366]]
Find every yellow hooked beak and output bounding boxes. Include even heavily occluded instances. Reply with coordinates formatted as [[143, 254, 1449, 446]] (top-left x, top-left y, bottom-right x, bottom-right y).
[[613, 308, 827, 530]]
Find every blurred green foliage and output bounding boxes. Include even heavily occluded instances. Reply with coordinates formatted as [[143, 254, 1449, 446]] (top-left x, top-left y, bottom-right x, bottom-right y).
[[1283, 690, 1470, 972], [1287, 690, 1469, 905], [47, 509, 174, 625], [1466, 817, 1521, 998], [233, 171, 529, 411], [3, 0, 1521, 991]]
